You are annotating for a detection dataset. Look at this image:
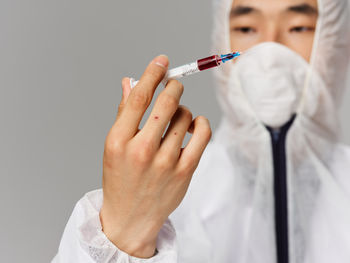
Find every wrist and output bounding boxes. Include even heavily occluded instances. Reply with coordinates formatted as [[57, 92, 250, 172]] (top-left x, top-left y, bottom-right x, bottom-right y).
[[99, 209, 160, 258], [107, 229, 158, 258], [123, 239, 158, 258]]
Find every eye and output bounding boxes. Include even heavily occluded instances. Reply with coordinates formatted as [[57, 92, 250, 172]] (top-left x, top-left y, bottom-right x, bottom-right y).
[[290, 26, 315, 33], [232, 27, 256, 34]]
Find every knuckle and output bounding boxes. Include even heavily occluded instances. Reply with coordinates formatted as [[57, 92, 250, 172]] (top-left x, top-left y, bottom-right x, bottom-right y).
[[197, 115, 209, 123], [168, 79, 184, 94], [131, 149, 152, 165], [202, 126, 212, 141], [130, 91, 151, 110], [176, 169, 190, 179], [182, 157, 198, 172], [178, 82, 185, 94], [178, 105, 193, 122], [154, 154, 173, 173], [197, 116, 212, 140], [130, 139, 155, 165], [104, 138, 125, 157], [158, 93, 178, 110], [147, 66, 164, 80]]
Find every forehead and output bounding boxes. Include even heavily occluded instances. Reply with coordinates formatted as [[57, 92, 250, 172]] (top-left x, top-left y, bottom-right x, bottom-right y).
[[231, 0, 318, 10]]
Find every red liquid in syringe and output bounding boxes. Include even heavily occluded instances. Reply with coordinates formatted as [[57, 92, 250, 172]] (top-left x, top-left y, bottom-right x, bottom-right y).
[[197, 55, 222, 71]]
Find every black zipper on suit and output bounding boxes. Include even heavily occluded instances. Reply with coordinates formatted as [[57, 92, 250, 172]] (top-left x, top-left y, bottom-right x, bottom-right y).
[[266, 114, 296, 263]]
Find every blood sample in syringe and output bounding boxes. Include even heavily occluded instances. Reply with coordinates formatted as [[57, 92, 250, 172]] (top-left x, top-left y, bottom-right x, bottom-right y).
[[197, 55, 221, 71], [197, 53, 236, 71]]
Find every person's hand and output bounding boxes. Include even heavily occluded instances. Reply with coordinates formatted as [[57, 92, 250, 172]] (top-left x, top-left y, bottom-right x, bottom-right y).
[[100, 55, 212, 258]]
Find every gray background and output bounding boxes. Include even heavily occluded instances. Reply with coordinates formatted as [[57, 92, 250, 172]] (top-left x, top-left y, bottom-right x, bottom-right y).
[[0, 1, 349, 262]]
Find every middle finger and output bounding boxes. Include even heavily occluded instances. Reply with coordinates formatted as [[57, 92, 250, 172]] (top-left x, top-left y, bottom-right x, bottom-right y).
[[159, 105, 193, 159], [136, 79, 184, 145]]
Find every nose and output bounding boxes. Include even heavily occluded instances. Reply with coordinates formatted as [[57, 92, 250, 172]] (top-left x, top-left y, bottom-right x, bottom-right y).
[[261, 23, 282, 43]]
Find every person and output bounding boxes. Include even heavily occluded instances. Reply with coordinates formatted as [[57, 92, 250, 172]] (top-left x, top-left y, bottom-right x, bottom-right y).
[[52, 0, 350, 262]]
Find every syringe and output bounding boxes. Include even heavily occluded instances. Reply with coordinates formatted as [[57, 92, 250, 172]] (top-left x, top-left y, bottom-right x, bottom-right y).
[[130, 52, 241, 89]]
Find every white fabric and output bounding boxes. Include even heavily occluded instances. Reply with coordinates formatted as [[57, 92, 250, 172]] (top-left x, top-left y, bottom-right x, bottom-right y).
[[52, 190, 177, 263], [231, 43, 310, 128], [209, 0, 350, 262], [53, 0, 350, 262]]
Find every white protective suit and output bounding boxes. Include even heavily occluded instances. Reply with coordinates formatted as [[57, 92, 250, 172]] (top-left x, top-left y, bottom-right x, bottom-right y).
[[53, 0, 350, 262]]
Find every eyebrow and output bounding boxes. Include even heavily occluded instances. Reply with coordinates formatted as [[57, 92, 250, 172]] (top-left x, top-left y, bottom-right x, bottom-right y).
[[229, 6, 258, 18], [229, 3, 318, 19], [287, 3, 318, 15]]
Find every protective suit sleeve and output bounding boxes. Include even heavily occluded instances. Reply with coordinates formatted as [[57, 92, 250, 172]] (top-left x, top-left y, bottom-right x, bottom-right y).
[[52, 189, 178, 263]]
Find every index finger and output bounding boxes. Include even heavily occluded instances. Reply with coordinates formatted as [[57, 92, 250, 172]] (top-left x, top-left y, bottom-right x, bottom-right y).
[[111, 55, 169, 141]]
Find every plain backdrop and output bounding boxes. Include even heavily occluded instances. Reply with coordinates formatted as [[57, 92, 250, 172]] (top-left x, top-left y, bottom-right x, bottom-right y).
[[0, 1, 349, 262]]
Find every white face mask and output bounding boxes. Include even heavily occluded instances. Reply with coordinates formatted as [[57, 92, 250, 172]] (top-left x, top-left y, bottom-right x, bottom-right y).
[[230, 42, 310, 128]]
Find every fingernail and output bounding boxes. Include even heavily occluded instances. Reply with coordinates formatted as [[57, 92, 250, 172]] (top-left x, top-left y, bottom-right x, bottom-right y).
[[153, 55, 169, 68]]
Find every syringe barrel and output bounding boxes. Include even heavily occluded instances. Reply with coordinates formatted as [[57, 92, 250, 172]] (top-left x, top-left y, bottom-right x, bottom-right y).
[[197, 55, 221, 71], [130, 54, 226, 89], [130, 61, 200, 89], [166, 61, 200, 79]]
